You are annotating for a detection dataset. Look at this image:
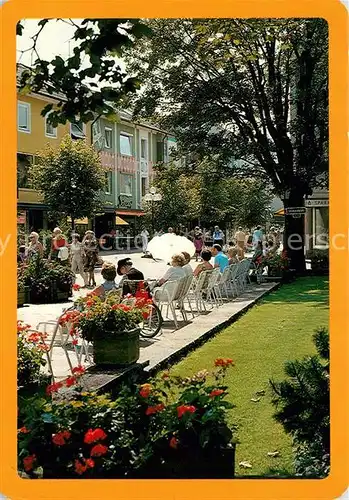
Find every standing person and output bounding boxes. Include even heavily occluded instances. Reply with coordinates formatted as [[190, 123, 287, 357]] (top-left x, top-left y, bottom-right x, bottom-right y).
[[204, 228, 213, 248], [141, 227, 150, 254], [234, 227, 246, 258], [213, 226, 224, 248], [69, 234, 88, 287], [83, 230, 99, 287], [211, 244, 229, 272], [27, 232, 44, 260], [193, 226, 204, 261], [252, 225, 263, 249], [50, 227, 67, 261]]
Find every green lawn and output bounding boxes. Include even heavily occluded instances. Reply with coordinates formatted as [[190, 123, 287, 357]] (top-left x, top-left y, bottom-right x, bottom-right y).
[[164, 277, 329, 477]]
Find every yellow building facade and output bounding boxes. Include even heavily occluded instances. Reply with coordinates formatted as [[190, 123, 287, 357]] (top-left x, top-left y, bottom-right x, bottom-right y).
[[17, 64, 91, 230]]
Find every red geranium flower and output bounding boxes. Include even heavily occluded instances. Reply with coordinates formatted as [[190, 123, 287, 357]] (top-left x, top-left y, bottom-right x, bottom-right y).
[[177, 405, 196, 418], [18, 426, 30, 434], [209, 389, 225, 398], [86, 300, 94, 307], [65, 376, 77, 387], [145, 404, 165, 415], [84, 428, 107, 444], [72, 339, 78, 346], [85, 458, 95, 469], [72, 365, 85, 376], [169, 437, 179, 449], [90, 444, 108, 457], [214, 358, 234, 367], [142, 311, 150, 320], [52, 430, 71, 446], [73, 284, 81, 291], [46, 381, 64, 396], [23, 454, 36, 472], [139, 383, 152, 398], [74, 459, 87, 475]]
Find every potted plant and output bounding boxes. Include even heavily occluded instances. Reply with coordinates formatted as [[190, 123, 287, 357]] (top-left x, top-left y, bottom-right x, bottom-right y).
[[65, 292, 150, 366], [21, 255, 74, 303], [306, 249, 329, 276], [265, 253, 290, 281], [17, 321, 47, 390]]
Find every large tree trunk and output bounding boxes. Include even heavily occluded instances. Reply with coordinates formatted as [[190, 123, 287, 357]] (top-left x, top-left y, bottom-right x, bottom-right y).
[[283, 189, 306, 275]]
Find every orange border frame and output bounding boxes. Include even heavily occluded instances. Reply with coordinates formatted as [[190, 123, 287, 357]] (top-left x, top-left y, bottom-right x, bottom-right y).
[[1, 1, 348, 498]]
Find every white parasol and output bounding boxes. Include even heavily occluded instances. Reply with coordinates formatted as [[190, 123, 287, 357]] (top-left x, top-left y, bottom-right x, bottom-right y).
[[147, 233, 195, 263]]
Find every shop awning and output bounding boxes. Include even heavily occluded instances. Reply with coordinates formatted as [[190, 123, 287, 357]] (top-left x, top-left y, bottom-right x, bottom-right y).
[[67, 217, 89, 224], [116, 210, 145, 217], [274, 208, 285, 216], [115, 216, 129, 226]]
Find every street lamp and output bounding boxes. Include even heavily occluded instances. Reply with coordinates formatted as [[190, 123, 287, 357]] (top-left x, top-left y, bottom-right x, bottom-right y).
[[143, 187, 162, 236]]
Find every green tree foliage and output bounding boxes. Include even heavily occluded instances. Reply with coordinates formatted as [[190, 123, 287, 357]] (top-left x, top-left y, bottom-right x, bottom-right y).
[[29, 136, 105, 229], [143, 160, 272, 231], [17, 19, 151, 126], [270, 327, 329, 477], [126, 18, 328, 271]]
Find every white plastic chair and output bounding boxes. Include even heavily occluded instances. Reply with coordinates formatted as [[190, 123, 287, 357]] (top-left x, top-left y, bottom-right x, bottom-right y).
[[177, 275, 195, 319], [206, 268, 223, 308], [219, 265, 233, 298], [153, 280, 180, 328], [188, 269, 213, 313]]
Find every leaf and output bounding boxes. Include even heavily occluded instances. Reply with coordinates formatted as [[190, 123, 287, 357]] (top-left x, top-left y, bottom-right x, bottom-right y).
[[38, 19, 49, 28], [239, 461, 253, 469], [250, 397, 261, 403], [233, 39, 241, 45], [16, 22, 24, 36], [40, 104, 54, 117], [19, 85, 31, 96], [267, 451, 280, 457], [255, 390, 266, 396]]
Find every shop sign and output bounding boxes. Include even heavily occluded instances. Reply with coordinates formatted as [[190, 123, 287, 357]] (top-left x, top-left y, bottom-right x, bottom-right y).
[[305, 199, 329, 208], [285, 207, 306, 215]]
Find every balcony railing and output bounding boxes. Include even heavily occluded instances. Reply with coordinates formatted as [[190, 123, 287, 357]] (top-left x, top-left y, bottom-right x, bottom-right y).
[[99, 151, 153, 175]]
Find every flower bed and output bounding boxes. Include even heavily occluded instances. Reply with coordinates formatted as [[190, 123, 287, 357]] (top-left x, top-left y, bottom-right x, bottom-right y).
[[18, 359, 237, 478]]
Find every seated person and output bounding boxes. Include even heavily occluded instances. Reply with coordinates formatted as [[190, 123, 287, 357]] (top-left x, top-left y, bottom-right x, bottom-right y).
[[89, 262, 118, 298], [157, 253, 187, 286], [117, 257, 145, 295], [193, 250, 213, 277], [211, 244, 229, 272], [228, 247, 239, 265], [182, 251, 193, 276]]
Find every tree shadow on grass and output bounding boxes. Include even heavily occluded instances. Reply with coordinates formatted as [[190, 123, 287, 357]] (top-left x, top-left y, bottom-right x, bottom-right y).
[[262, 277, 329, 308]]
